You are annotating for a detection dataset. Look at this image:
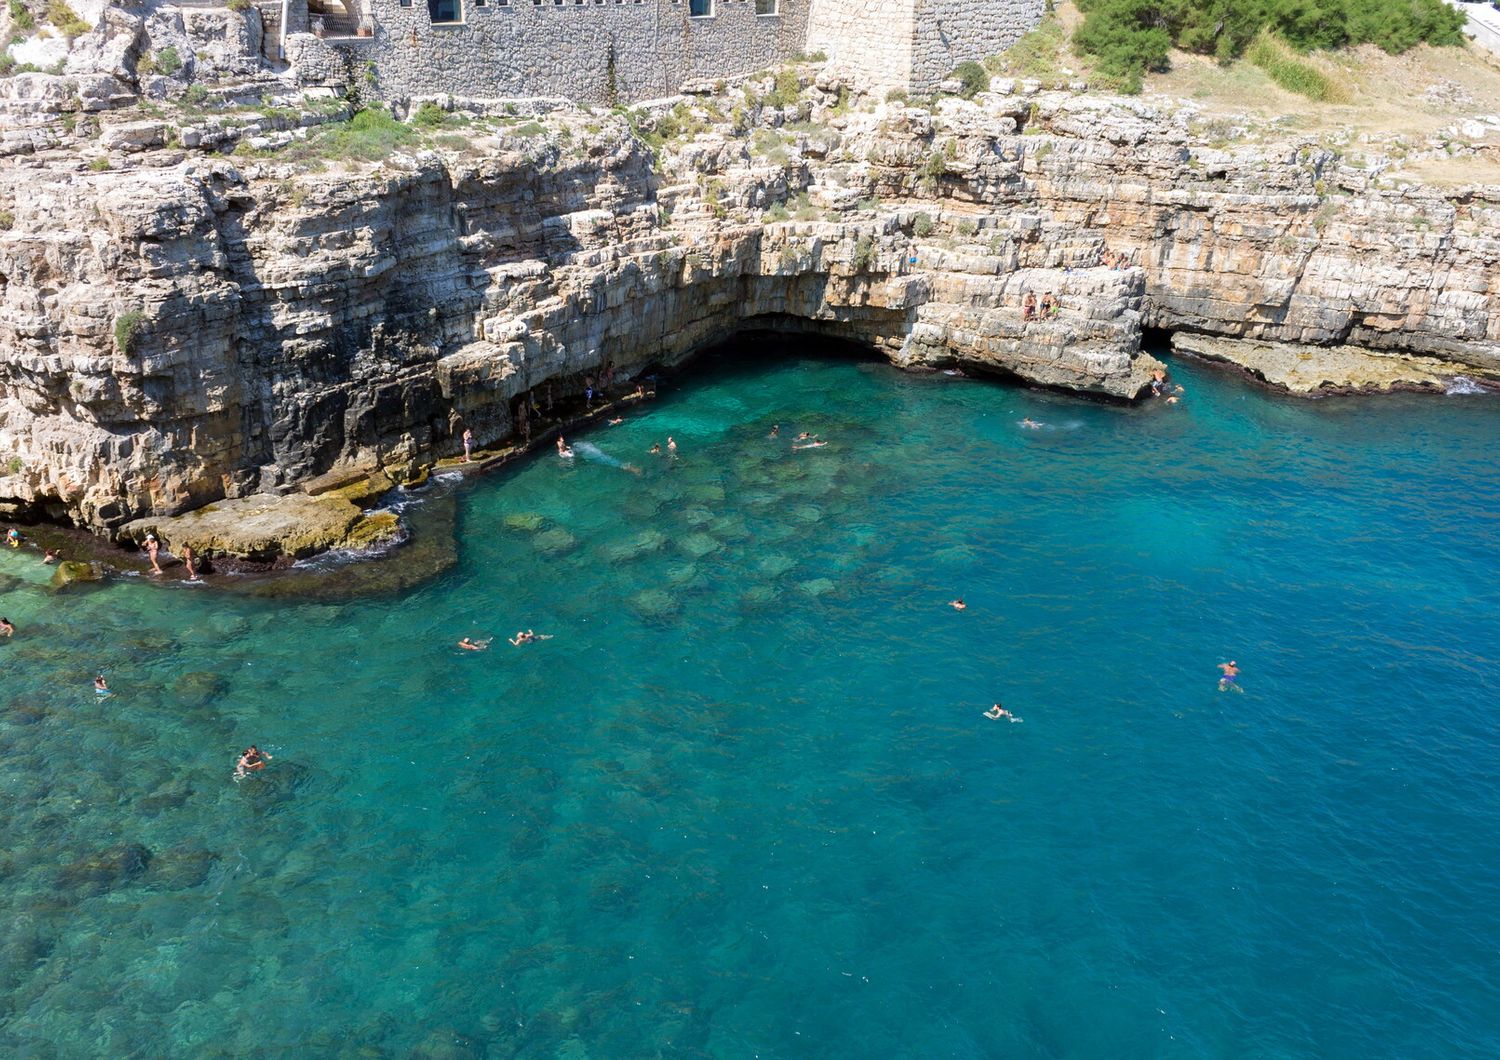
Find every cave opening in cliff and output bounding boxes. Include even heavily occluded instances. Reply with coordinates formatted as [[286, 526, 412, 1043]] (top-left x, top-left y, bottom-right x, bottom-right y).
[[1141, 326, 1175, 357]]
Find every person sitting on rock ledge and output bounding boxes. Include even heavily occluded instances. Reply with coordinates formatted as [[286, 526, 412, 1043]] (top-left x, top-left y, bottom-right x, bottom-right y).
[[6, 528, 20, 549]]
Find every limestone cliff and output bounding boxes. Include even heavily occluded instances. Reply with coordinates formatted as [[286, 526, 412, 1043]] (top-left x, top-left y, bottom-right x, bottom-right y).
[[0, 59, 1496, 556]]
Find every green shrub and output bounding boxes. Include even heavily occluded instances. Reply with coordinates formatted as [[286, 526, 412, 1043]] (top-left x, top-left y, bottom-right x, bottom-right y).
[[767, 67, 801, 108], [411, 101, 448, 127], [912, 212, 934, 237], [114, 310, 144, 354], [45, 0, 88, 40], [1247, 32, 1344, 102], [764, 201, 790, 222], [0, 209, 14, 230], [155, 45, 181, 75], [182, 83, 208, 107], [88, 156, 111, 171], [9, 0, 35, 31], [227, 0, 251, 10], [6, 456, 21, 475], [985, 13, 1066, 80], [1073, 0, 1465, 93], [950, 60, 989, 99], [851, 234, 874, 271], [885, 87, 908, 104]]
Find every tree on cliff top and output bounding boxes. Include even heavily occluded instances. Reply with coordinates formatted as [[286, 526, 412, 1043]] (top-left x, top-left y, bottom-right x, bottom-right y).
[[1074, 0, 1467, 93]]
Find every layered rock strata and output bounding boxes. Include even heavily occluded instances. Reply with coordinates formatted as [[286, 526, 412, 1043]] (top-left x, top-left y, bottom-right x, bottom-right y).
[[1, 67, 1497, 558]]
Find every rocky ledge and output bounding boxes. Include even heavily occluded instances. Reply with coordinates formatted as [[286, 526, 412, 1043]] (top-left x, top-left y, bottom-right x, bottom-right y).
[[1, 62, 1497, 563]]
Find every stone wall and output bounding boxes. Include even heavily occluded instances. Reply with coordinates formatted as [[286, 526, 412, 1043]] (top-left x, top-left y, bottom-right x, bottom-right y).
[[910, 0, 1044, 93], [350, 0, 811, 103], [805, 0, 915, 96]]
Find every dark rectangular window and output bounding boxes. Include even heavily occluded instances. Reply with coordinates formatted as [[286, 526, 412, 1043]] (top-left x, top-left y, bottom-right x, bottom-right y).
[[428, 0, 461, 20], [400, 0, 412, 7], [689, 0, 711, 14], [755, 0, 776, 12]]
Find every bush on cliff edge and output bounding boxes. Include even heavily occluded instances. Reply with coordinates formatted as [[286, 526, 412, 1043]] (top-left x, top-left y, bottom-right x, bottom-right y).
[[1074, 0, 1467, 93]]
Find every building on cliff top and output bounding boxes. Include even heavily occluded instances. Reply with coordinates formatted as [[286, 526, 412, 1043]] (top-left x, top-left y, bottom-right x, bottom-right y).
[[281, 0, 1045, 103]]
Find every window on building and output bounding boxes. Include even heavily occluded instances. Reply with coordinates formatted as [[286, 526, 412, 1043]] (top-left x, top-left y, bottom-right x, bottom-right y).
[[474, 0, 486, 7], [754, 0, 776, 11], [689, 0, 712, 14], [399, 0, 411, 7], [428, 0, 462, 20]]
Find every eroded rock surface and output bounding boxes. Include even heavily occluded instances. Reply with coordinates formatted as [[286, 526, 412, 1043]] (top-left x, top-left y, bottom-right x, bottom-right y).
[[1, 68, 1496, 557]]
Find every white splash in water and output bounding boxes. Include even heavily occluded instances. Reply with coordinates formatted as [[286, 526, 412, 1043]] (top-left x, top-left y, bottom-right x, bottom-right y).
[[1445, 376, 1488, 396]]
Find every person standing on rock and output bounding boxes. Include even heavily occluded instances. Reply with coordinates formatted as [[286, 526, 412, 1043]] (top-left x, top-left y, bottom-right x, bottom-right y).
[[144, 534, 163, 575], [181, 545, 198, 581], [1022, 291, 1037, 322], [462, 428, 473, 463]]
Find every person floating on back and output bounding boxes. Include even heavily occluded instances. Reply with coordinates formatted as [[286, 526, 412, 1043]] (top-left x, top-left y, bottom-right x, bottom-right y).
[[949, 599, 966, 611], [1218, 660, 1242, 693]]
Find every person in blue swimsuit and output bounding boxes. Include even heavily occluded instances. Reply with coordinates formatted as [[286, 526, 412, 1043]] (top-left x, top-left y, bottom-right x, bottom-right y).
[[1218, 660, 1242, 693]]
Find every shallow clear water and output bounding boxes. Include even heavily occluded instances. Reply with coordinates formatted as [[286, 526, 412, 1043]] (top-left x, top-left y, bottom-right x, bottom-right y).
[[2, 347, 1498, 1058]]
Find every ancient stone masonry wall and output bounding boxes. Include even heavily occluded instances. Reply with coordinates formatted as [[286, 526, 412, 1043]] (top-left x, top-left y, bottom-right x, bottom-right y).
[[348, 0, 810, 103], [910, 0, 1044, 93], [805, 0, 916, 95]]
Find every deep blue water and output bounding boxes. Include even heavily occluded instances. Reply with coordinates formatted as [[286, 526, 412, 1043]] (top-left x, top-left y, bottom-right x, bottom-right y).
[[0, 348, 1497, 1057]]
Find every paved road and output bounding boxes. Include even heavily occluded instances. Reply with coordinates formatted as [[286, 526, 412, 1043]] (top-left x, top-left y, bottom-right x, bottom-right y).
[[1448, 0, 1500, 57]]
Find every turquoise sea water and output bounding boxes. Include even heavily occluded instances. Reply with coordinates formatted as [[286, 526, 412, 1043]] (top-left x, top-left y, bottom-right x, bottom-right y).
[[2, 346, 1498, 1058]]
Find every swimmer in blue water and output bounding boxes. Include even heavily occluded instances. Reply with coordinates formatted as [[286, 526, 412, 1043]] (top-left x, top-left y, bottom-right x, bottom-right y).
[[984, 703, 1019, 722], [509, 629, 554, 646], [1218, 660, 1242, 693], [0, 616, 14, 637], [556, 436, 574, 459], [458, 637, 491, 652], [1021, 418, 1042, 430], [236, 745, 271, 778], [94, 673, 110, 696]]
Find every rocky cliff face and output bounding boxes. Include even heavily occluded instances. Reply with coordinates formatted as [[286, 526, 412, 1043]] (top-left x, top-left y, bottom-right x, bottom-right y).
[[0, 60, 1496, 555]]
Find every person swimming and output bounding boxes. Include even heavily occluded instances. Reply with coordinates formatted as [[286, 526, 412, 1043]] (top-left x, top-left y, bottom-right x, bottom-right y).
[[94, 673, 110, 696], [458, 637, 491, 651], [649, 443, 662, 456], [667, 436, 677, 455], [769, 424, 780, 438], [0, 616, 14, 637], [235, 745, 272, 778], [984, 703, 1019, 722], [42, 549, 58, 564], [1021, 418, 1042, 430], [795, 432, 814, 442], [793, 440, 828, 451], [608, 417, 624, 426], [509, 629, 554, 646], [1218, 660, 1242, 693], [556, 436, 574, 459], [949, 599, 966, 611]]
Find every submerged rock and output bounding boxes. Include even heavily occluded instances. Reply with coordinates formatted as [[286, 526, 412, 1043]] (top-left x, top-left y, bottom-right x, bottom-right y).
[[533, 527, 577, 555], [631, 588, 681, 619], [503, 512, 547, 533], [55, 843, 152, 897], [170, 670, 228, 709], [147, 848, 220, 890], [49, 560, 105, 591], [121, 492, 401, 563]]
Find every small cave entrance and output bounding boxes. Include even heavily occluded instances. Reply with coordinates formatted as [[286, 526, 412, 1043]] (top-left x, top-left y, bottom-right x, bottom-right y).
[[1141, 326, 1174, 357]]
